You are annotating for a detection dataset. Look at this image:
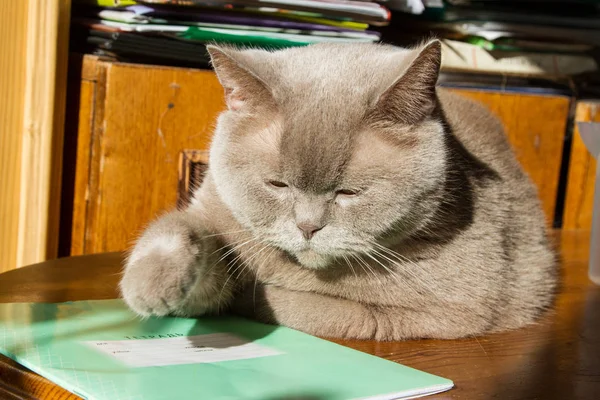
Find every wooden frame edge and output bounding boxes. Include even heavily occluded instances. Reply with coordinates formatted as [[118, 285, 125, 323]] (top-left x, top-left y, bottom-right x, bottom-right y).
[[16, 0, 71, 267]]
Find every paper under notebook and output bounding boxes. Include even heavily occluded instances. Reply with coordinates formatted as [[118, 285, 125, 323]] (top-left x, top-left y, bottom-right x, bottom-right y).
[[0, 299, 453, 400]]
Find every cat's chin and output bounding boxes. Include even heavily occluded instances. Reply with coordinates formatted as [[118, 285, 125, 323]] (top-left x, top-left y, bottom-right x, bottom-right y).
[[294, 249, 331, 270]]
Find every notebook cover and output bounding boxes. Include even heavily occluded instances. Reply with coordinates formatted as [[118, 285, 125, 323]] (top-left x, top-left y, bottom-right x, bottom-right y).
[[0, 299, 453, 400]]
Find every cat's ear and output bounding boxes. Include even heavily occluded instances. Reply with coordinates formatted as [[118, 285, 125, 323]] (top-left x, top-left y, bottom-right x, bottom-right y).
[[372, 40, 441, 125], [207, 45, 273, 111]]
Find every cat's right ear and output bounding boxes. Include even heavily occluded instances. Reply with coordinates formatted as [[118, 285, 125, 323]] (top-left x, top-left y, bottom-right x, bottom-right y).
[[207, 45, 273, 111], [370, 40, 442, 125]]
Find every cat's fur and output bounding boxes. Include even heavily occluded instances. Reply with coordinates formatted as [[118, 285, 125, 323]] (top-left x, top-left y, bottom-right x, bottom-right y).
[[120, 41, 558, 340]]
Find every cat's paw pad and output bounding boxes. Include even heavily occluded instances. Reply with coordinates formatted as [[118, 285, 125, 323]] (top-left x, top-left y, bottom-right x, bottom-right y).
[[120, 232, 206, 317]]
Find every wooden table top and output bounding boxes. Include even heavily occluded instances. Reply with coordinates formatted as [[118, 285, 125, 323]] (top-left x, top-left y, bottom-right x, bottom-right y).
[[1, 231, 599, 400]]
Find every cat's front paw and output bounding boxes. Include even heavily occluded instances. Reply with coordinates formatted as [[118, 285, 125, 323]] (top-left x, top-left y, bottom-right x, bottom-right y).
[[120, 231, 208, 317]]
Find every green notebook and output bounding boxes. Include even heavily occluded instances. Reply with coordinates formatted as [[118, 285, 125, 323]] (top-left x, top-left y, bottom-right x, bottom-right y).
[[0, 299, 453, 399]]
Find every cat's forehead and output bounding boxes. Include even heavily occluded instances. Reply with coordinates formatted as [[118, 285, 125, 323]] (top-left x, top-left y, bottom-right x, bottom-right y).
[[278, 105, 359, 192], [243, 44, 414, 104], [269, 44, 411, 84], [241, 44, 417, 191]]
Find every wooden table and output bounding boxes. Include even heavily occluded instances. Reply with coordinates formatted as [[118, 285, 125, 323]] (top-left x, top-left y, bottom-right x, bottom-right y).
[[1, 231, 599, 400]]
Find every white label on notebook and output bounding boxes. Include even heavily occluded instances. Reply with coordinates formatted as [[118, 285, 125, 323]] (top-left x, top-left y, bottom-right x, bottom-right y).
[[84, 333, 282, 368]]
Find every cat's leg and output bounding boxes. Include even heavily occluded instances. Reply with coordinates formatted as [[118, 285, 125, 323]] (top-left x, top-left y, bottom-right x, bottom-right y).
[[235, 285, 491, 340], [233, 284, 378, 339], [120, 210, 233, 317]]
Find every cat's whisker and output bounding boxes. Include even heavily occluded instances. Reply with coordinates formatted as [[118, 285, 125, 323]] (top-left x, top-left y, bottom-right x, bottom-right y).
[[210, 235, 257, 257], [369, 242, 404, 263], [253, 246, 278, 310], [201, 229, 251, 239], [368, 243, 440, 297], [203, 237, 261, 281], [366, 248, 425, 298], [232, 260, 252, 282], [350, 253, 384, 288], [369, 241, 420, 271], [362, 251, 403, 284], [217, 238, 275, 313], [237, 244, 272, 281], [213, 237, 259, 268], [342, 254, 357, 279], [238, 241, 275, 284], [225, 239, 268, 273], [355, 253, 399, 299], [371, 242, 429, 275], [349, 253, 369, 279], [218, 243, 266, 312], [219, 235, 274, 289]]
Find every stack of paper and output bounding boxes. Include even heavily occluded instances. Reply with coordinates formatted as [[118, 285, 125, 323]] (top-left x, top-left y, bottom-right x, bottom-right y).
[[380, 0, 600, 80], [72, 0, 391, 66]]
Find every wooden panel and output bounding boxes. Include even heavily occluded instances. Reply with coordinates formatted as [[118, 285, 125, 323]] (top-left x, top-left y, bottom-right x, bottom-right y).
[[79, 60, 110, 256], [0, 0, 71, 271], [70, 58, 102, 256], [17, 0, 71, 267], [563, 101, 599, 231], [0, 1, 28, 272], [451, 89, 570, 223], [74, 59, 226, 254]]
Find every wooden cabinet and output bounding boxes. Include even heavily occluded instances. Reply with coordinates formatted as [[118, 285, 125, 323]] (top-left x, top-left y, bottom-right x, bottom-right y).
[[448, 89, 570, 222], [68, 55, 575, 255], [69, 56, 225, 255]]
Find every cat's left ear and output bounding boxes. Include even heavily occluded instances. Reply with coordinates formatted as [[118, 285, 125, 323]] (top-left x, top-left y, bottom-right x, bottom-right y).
[[207, 45, 273, 111], [372, 40, 441, 125]]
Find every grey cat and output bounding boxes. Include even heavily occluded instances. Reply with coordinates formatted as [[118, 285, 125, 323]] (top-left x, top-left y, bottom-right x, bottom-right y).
[[120, 41, 558, 340]]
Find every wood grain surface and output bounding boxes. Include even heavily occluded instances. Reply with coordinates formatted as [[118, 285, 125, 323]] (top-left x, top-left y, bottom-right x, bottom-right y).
[[0, 231, 598, 399], [563, 101, 599, 231], [450, 89, 571, 224]]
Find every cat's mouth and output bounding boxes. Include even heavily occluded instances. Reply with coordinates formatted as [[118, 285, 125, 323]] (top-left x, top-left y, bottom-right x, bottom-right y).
[[293, 249, 331, 270]]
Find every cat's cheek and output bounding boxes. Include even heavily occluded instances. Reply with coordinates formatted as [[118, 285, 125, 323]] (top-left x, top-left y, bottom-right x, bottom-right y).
[[267, 188, 290, 200]]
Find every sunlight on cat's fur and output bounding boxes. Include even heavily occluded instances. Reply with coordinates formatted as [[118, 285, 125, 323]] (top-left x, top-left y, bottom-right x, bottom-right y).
[[120, 41, 557, 341]]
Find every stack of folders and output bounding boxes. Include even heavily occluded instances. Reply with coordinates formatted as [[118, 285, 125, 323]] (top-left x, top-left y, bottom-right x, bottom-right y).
[[380, 0, 600, 93], [72, 0, 395, 67]]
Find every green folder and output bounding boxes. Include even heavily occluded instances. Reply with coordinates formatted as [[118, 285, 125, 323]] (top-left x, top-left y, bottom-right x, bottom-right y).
[[0, 299, 453, 399], [75, 0, 137, 6]]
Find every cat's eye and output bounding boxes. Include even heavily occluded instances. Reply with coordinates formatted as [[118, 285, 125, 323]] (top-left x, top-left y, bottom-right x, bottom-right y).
[[336, 189, 359, 196], [268, 180, 289, 188]]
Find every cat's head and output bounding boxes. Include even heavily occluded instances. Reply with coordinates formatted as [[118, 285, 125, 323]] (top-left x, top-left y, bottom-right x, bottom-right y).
[[207, 41, 447, 269]]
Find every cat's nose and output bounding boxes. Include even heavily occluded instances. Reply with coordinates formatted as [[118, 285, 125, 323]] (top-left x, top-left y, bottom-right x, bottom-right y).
[[297, 223, 324, 240]]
